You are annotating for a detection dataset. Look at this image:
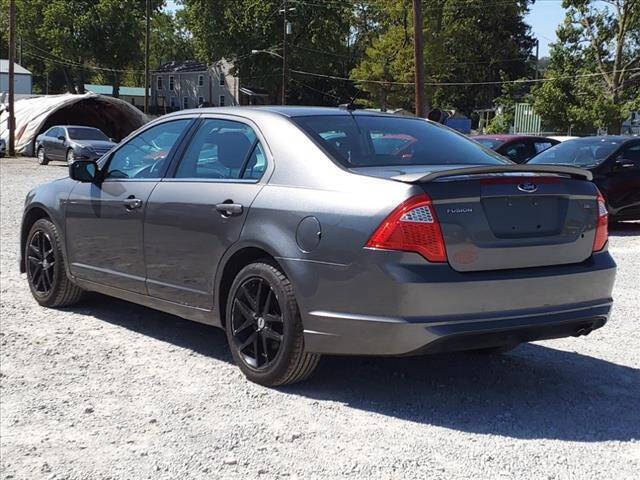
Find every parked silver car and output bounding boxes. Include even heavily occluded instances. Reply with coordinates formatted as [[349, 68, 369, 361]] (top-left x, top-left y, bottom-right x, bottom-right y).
[[20, 107, 616, 386], [35, 125, 116, 165]]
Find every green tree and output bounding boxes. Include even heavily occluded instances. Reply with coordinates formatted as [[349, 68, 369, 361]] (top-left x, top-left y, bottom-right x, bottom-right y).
[[351, 0, 536, 114], [532, 0, 640, 134], [183, 0, 362, 105]]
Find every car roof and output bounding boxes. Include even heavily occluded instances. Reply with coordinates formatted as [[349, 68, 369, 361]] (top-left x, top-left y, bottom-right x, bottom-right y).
[[163, 105, 402, 120], [565, 135, 635, 142], [473, 134, 554, 141], [52, 125, 102, 130]]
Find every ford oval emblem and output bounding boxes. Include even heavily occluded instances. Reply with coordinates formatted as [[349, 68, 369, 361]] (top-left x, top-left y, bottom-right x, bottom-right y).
[[518, 182, 538, 193]]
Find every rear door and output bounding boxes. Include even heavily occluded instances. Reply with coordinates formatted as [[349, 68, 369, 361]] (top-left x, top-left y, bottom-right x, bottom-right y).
[[423, 174, 599, 272], [143, 116, 270, 309]]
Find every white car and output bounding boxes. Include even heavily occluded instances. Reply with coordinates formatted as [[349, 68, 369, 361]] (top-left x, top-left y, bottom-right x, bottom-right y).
[[548, 136, 579, 142]]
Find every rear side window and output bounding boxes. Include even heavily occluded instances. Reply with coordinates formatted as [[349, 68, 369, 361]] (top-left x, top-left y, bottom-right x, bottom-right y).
[[293, 115, 508, 167], [175, 118, 264, 180], [534, 142, 553, 153], [502, 142, 532, 163]]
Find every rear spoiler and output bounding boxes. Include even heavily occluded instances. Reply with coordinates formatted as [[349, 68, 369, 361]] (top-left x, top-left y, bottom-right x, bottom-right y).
[[391, 165, 593, 183]]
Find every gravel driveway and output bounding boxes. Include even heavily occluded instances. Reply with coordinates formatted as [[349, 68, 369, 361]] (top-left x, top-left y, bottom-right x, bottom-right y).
[[1, 157, 639, 480]]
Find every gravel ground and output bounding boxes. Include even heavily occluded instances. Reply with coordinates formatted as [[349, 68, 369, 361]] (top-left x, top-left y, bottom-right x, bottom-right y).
[[1, 156, 639, 480]]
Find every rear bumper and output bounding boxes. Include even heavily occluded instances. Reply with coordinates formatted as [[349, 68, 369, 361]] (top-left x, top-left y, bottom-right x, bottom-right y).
[[303, 302, 610, 355], [280, 250, 616, 356]]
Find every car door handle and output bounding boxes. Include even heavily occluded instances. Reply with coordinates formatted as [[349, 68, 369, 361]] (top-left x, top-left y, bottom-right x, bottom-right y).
[[124, 197, 143, 210], [215, 202, 243, 217]]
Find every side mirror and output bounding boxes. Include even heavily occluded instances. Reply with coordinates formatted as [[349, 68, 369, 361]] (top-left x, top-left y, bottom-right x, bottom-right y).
[[57, 136, 66, 142], [109, 138, 116, 143], [69, 160, 98, 183]]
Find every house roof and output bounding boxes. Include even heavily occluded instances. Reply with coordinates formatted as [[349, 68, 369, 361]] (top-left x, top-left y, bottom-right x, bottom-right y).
[[84, 84, 147, 97], [0, 60, 32, 75], [154, 60, 208, 73]]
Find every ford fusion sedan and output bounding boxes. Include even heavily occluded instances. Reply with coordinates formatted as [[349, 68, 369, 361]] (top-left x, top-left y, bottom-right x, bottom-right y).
[[528, 136, 640, 221], [473, 134, 560, 163], [20, 107, 616, 386], [36, 126, 116, 165]]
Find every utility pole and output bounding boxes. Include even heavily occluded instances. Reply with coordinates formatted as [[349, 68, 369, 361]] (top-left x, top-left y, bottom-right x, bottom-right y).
[[8, 0, 16, 156], [534, 39, 540, 79], [144, 0, 150, 114], [412, 0, 425, 117], [281, 0, 288, 105]]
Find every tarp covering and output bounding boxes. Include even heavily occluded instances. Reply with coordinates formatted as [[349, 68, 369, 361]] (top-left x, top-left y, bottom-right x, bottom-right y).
[[0, 93, 148, 155]]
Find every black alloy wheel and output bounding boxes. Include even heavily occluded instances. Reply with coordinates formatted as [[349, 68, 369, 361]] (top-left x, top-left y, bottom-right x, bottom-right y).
[[225, 261, 320, 386], [25, 218, 83, 307], [27, 230, 56, 296], [230, 276, 284, 370]]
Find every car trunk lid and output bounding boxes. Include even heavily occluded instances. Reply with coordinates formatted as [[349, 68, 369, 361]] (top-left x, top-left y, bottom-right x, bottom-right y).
[[367, 165, 598, 272]]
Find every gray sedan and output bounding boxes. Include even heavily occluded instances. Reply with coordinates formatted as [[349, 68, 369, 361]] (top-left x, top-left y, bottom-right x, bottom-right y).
[[35, 125, 116, 165], [20, 107, 616, 386]]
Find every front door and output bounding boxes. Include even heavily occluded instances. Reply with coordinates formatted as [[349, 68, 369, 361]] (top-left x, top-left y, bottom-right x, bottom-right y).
[[65, 118, 193, 293], [595, 141, 640, 217], [143, 117, 269, 309]]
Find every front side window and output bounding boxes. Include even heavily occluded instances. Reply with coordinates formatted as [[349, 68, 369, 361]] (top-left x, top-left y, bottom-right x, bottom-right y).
[[175, 118, 261, 180], [293, 115, 509, 167], [104, 120, 191, 180], [502, 142, 532, 163], [534, 141, 553, 153], [529, 139, 623, 167], [47, 127, 60, 138]]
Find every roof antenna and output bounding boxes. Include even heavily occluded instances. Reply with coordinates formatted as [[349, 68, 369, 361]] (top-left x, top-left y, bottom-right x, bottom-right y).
[[339, 84, 361, 111]]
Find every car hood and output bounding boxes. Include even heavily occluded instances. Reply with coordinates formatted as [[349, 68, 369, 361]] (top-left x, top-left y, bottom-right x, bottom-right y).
[[71, 140, 116, 149]]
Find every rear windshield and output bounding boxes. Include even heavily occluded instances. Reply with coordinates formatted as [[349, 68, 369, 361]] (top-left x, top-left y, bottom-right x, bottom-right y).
[[67, 128, 109, 141], [528, 138, 621, 167], [292, 115, 509, 167]]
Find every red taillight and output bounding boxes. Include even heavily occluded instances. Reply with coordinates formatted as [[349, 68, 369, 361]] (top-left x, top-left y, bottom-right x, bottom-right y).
[[593, 192, 608, 252], [366, 194, 447, 262]]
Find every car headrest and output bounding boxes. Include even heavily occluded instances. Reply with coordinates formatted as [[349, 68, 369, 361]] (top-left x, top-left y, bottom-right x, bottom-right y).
[[215, 132, 252, 169]]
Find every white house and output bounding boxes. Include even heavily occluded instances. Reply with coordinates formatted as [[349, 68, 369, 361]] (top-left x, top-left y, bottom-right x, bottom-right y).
[[0, 60, 32, 96]]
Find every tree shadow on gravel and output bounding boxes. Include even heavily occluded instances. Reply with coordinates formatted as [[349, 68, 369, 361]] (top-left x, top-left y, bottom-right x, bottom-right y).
[[72, 293, 638, 443], [609, 221, 640, 236]]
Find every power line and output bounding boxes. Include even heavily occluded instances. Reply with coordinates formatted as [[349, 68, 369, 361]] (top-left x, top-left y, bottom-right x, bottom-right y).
[[290, 67, 640, 86], [24, 49, 146, 74]]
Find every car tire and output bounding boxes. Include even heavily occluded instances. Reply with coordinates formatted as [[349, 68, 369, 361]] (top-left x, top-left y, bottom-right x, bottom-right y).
[[37, 147, 49, 165], [225, 261, 320, 387], [25, 218, 83, 308], [66, 149, 75, 165]]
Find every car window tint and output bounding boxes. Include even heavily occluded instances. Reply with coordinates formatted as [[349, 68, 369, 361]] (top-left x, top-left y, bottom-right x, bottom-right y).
[[529, 139, 621, 167], [105, 120, 190, 180], [293, 115, 509, 167], [503, 142, 530, 162], [534, 142, 553, 153], [620, 144, 640, 169], [175, 119, 257, 179], [48, 128, 60, 138], [242, 142, 267, 180]]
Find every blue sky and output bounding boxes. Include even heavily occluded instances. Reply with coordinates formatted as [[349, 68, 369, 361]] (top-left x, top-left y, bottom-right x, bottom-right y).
[[164, 0, 565, 58]]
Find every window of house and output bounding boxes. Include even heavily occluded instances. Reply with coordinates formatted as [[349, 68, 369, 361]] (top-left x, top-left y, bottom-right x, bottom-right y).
[[183, 97, 189, 109], [169, 76, 175, 91], [175, 119, 262, 180], [198, 96, 204, 106], [157, 76, 163, 90], [219, 95, 225, 107], [198, 75, 204, 87], [219, 75, 225, 86], [170, 96, 176, 108]]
